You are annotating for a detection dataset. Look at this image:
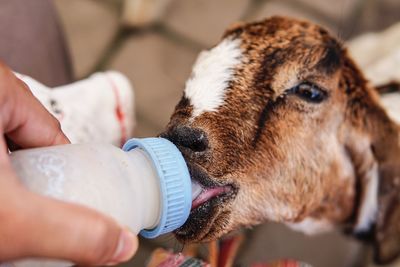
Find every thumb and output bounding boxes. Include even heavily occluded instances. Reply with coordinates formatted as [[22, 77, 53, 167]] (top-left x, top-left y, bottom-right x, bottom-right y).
[[4, 184, 138, 266]]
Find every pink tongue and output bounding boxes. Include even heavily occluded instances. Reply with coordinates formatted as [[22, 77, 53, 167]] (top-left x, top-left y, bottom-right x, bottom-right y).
[[191, 186, 231, 210]]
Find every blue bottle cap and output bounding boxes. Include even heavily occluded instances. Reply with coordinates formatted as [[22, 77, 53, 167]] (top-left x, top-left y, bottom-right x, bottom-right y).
[[122, 137, 191, 238]]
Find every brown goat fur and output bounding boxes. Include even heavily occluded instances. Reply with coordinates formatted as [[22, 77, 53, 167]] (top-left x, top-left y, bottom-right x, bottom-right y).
[[161, 17, 400, 264]]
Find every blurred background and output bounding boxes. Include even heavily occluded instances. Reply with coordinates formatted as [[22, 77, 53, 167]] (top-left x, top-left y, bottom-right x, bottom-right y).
[[52, 0, 400, 138], [2, 0, 400, 266]]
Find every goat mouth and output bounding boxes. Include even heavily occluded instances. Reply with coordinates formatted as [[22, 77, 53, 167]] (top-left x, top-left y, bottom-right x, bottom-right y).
[[189, 163, 236, 210], [174, 164, 237, 242]]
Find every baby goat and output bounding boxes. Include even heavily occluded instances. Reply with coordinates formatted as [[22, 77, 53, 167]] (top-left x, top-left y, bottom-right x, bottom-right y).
[[161, 16, 400, 264]]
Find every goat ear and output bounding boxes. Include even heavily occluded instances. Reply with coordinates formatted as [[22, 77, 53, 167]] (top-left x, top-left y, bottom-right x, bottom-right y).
[[341, 55, 400, 263], [373, 164, 400, 264], [347, 109, 400, 263], [371, 126, 400, 264], [362, 99, 400, 264]]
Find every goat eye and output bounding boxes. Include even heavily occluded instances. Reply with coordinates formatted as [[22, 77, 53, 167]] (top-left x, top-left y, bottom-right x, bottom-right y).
[[291, 82, 327, 103]]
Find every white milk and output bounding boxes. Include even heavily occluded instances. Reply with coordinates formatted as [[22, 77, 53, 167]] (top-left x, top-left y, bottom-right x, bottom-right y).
[[4, 138, 192, 267]]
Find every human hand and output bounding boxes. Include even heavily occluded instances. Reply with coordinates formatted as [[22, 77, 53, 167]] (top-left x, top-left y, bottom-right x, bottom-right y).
[[0, 63, 138, 266]]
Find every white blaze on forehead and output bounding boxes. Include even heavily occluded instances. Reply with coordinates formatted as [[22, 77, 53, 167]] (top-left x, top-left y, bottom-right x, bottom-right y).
[[184, 38, 242, 118]]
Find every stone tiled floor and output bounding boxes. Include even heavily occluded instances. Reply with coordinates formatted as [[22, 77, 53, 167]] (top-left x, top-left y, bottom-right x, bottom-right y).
[[53, 0, 400, 266]]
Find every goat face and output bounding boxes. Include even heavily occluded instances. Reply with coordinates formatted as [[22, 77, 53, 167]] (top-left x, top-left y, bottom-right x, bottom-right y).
[[161, 16, 400, 263]]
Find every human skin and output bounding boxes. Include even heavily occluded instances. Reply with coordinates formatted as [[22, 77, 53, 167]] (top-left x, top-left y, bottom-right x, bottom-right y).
[[0, 62, 137, 266]]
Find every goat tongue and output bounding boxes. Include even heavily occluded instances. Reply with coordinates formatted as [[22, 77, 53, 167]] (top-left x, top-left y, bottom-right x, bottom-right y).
[[191, 186, 231, 210]]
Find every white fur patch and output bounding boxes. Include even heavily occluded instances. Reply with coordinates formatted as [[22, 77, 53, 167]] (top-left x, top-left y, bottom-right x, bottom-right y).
[[354, 162, 379, 233], [286, 217, 334, 235], [381, 92, 400, 124], [184, 38, 242, 118]]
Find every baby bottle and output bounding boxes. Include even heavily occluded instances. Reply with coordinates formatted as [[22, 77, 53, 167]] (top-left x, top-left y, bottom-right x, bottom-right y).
[[5, 137, 192, 267]]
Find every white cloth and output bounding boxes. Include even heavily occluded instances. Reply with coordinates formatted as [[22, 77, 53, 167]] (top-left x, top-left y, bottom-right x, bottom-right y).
[[16, 71, 135, 147]]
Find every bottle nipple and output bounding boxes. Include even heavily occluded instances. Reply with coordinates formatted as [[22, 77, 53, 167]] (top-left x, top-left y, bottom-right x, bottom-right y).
[[191, 180, 203, 200]]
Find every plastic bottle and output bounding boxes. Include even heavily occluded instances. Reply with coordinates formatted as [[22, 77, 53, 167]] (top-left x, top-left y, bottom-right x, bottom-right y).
[[4, 138, 192, 267]]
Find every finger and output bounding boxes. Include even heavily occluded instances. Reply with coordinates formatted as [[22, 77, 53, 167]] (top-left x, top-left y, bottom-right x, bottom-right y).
[[5, 78, 70, 147], [0, 66, 69, 148], [0, 183, 138, 265]]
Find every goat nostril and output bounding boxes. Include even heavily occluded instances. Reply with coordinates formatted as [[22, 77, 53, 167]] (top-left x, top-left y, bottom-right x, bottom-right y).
[[162, 127, 209, 153], [183, 133, 208, 152]]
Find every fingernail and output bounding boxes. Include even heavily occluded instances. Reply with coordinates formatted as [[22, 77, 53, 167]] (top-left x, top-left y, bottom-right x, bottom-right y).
[[106, 230, 137, 265]]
